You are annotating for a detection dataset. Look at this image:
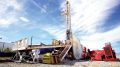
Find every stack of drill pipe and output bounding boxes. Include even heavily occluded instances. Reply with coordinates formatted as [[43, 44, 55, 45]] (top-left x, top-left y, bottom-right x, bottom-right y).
[[52, 52, 59, 64]]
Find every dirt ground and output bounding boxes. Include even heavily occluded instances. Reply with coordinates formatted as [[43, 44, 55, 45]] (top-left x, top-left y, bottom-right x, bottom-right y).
[[0, 60, 120, 67]]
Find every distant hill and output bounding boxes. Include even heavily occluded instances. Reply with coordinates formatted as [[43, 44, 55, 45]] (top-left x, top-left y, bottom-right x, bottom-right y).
[[0, 42, 14, 49]]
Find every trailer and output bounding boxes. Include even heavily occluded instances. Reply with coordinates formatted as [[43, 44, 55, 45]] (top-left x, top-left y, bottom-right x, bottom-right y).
[[11, 38, 62, 63]]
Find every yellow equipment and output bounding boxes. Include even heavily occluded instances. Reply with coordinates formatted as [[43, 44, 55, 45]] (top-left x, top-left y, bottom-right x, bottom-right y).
[[42, 52, 59, 64], [42, 53, 52, 64]]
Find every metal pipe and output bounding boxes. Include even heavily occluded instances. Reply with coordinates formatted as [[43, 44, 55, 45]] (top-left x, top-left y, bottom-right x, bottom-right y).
[[31, 36, 33, 47]]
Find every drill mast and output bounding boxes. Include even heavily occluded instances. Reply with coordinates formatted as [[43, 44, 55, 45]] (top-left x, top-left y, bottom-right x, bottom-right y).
[[64, 1, 72, 40]]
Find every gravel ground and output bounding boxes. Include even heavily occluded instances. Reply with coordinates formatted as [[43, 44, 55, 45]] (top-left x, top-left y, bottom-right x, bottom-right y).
[[0, 60, 120, 67]]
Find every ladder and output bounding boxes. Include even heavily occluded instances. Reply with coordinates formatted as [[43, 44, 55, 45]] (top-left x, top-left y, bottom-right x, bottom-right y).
[[59, 45, 72, 61]]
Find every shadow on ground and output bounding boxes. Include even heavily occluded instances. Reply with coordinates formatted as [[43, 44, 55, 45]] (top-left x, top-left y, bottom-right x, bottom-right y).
[[0, 59, 13, 63], [52, 59, 91, 66]]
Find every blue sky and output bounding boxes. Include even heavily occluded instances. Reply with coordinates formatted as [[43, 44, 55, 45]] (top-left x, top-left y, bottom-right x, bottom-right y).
[[0, 0, 120, 53]]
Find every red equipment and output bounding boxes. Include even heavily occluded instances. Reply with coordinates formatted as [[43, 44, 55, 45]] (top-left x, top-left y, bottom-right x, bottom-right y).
[[82, 47, 90, 60], [82, 42, 118, 61], [90, 50, 104, 61], [103, 43, 117, 61]]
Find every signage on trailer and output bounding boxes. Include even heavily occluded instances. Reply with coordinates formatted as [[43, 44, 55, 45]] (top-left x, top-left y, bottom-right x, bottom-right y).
[[12, 38, 28, 51]]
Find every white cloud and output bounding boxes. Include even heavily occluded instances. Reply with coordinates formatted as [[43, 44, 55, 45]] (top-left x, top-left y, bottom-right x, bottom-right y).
[[31, 0, 47, 13], [0, 18, 16, 27], [0, 0, 23, 27], [81, 26, 120, 49], [43, 26, 66, 40], [20, 17, 29, 22], [43, 0, 120, 50], [65, 0, 119, 34]]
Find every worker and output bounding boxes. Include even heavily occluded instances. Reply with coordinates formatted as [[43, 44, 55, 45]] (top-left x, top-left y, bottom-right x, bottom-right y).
[[32, 49, 40, 63], [19, 52, 23, 62]]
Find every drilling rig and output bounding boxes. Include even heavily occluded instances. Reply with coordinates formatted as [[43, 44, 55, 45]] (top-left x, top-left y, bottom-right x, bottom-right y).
[[60, 0, 83, 60], [11, 0, 83, 63]]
